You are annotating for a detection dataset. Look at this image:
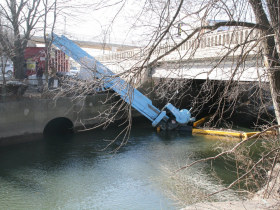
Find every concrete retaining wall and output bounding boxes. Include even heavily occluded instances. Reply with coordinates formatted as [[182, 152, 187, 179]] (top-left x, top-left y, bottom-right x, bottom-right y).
[[0, 93, 143, 146]]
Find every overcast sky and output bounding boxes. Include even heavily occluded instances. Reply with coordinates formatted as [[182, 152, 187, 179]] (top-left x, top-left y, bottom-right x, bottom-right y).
[[0, 0, 256, 55]]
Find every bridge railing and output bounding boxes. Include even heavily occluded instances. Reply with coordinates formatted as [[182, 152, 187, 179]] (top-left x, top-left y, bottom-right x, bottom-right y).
[[96, 28, 261, 63], [96, 48, 142, 62]]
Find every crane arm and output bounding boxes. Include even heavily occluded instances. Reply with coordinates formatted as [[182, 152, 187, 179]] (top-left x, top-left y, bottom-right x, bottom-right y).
[[49, 33, 195, 130]]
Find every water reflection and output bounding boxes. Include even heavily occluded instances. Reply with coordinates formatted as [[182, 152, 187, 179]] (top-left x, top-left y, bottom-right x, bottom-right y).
[[0, 119, 240, 210]]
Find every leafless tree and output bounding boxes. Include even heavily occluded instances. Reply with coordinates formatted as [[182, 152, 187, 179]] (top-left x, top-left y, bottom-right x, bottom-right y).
[[51, 0, 280, 202], [42, 0, 57, 85], [0, 0, 81, 80], [0, 0, 47, 79], [124, 0, 280, 201], [58, 0, 278, 129], [1, 0, 278, 203]]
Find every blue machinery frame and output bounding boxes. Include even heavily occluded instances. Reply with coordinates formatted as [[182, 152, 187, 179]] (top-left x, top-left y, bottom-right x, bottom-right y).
[[50, 33, 195, 130]]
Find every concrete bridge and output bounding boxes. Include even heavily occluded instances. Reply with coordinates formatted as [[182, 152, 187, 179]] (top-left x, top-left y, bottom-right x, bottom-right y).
[[95, 28, 265, 83], [30, 35, 140, 51]]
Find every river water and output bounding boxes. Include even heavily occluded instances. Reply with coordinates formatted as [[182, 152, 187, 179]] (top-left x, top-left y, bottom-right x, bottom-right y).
[[0, 119, 243, 210]]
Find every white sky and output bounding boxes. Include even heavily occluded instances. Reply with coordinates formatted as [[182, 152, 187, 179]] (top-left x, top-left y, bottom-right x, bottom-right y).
[[48, 0, 253, 55], [0, 0, 256, 56], [53, 0, 146, 46]]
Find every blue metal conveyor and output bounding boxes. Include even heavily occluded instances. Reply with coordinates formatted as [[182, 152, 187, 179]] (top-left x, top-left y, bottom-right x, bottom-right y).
[[49, 33, 195, 130]]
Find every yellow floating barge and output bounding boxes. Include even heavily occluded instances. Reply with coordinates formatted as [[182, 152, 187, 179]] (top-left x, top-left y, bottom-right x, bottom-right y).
[[192, 116, 277, 139], [157, 116, 277, 140], [192, 128, 277, 140], [242, 131, 277, 139], [192, 128, 243, 138], [193, 115, 212, 128]]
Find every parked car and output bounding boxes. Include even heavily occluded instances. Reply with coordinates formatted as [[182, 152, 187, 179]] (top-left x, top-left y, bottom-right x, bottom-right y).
[[0, 63, 14, 76], [70, 69, 80, 75], [70, 66, 80, 76]]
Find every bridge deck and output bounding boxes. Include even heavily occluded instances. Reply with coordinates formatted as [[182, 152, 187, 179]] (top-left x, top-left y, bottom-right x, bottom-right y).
[[31, 35, 139, 51], [94, 28, 266, 82]]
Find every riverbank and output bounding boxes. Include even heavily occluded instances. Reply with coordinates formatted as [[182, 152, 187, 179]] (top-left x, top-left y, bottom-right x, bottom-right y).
[[182, 199, 279, 210], [183, 164, 280, 209]]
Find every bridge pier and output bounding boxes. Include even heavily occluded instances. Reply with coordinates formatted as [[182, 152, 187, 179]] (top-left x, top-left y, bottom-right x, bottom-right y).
[[152, 77, 273, 127]]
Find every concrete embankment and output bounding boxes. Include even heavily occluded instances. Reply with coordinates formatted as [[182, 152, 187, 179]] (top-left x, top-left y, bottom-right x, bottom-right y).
[[0, 93, 142, 146], [0, 79, 160, 146]]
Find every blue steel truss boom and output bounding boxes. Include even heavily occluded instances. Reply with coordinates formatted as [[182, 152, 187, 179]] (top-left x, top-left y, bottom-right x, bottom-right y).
[[49, 33, 195, 130]]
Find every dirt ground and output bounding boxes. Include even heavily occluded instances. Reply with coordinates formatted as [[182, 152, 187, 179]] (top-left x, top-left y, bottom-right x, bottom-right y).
[[182, 199, 279, 210], [0, 82, 56, 102], [183, 164, 280, 210]]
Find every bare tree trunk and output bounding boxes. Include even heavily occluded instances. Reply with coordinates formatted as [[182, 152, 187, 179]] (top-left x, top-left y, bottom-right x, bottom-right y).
[[1, 57, 7, 102], [264, 35, 280, 128], [10, 0, 24, 80], [266, 65, 280, 127], [12, 41, 26, 79], [43, 0, 57, 88], [1, 0, 44, 80], [249, 0, 280, 127]]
